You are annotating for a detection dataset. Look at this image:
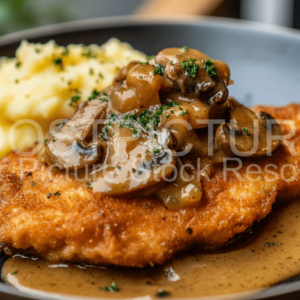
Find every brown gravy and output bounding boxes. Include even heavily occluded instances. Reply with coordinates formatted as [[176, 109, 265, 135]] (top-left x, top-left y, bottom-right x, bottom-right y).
[[3, 199, 300, 299]]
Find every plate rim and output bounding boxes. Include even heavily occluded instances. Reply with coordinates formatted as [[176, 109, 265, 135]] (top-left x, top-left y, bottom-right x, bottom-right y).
[[0, 15, 300, 48], [1, 15, 300, 300]]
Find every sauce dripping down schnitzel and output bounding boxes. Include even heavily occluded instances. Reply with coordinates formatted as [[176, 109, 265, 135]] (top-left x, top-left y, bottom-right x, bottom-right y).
[[3, 198, 300, 299]]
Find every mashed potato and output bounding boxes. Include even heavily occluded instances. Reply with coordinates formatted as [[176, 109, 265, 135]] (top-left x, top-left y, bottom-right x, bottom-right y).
[[0, 39, 145, 157]]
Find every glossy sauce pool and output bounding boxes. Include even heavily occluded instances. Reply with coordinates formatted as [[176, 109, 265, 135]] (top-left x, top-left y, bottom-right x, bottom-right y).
[[3, 199, 300, 300]]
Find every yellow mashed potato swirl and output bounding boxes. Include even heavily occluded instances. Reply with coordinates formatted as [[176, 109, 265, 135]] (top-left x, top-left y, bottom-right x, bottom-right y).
[[0, 38, 145, 157]]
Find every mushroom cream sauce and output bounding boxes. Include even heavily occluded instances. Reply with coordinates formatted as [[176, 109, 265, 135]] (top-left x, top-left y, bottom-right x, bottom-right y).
[[37, 47, 281, 210]]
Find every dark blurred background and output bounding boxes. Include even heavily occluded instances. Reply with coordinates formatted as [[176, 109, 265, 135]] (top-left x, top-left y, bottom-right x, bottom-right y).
[[0, 0, 299, 36]]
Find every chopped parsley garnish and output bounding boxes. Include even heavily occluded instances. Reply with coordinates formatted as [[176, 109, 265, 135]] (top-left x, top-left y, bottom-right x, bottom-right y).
[[140, 108, 160, 128], [200, 57, 217, 77], [139, 76, 143, 79], [101, 281, 119, 292], [166, 114, 170, 118], [265, 242, 277, 247], [116, 166, 121, 170], [99, 92, 110, 103], [53, 58, 62, 66], [99, 73, 104, 79], [181, 46, 189, 53], [61, 47, 69, 56], [156, 289, 170, 297], [44, 139, 48, 144], [181, 59, 198, 78], [139, 62, 149, 65], [124, 112, 137, 121], [164, 102, 180, 109], [107, 102, 182, 138], [82, 48, 96, 58], [15, 61, 22, 68], [242, 127, 250, 136], [146, 55, 155, 61], [179, 110, 188, 117], [87, 182, 92, 189], [132, 168, 136, 173], [31, 182, 36, 187], [11, 271, 18, 275], [152, 149, 161, 154], [170, 110, 174, 114], [89, 68, 94, 75], [35, 49, 41, 53], [88, 89, 101, 101], [138, 170, 143, 175], [61, 120, 66, 125], [132, 128, 141, 137], [98, 133, 107, 141], [52, 139, 56, 142], [153, 64, 165, 75], [170, 60, 173, 65], [110, 113, 118, 122], [54, 191, 61, 196], [69, 94, 81, 107]]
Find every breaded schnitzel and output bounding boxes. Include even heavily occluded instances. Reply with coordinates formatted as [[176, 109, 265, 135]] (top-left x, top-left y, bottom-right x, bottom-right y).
[[0, 104, 299, 267]]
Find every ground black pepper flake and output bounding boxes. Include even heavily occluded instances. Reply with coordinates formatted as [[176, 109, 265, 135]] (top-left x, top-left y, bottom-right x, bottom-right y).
[[186, 228, 193, 234]]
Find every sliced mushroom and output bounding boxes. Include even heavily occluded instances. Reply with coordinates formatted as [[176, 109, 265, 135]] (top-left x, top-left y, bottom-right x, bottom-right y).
[[160, 104, 227, 163], [155, 48, 229, 106], [45, 139, 101, 170], [175, 125, 229, 171], [40, 99, 107, 169], [64, 99, 107, 140], [113, 61, 139, 84], [160, 91, 226, 129], [215, 98, 282, 157], [213, 60, 232, 86], [160, 105, 205, 155], [90, 125, 177, 197], [155, 158, 202, 210], [109, 63, 173, 114]]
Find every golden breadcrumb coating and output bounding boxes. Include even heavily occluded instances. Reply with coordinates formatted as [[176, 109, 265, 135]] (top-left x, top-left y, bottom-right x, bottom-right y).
[[0, 104, 300, 267]]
